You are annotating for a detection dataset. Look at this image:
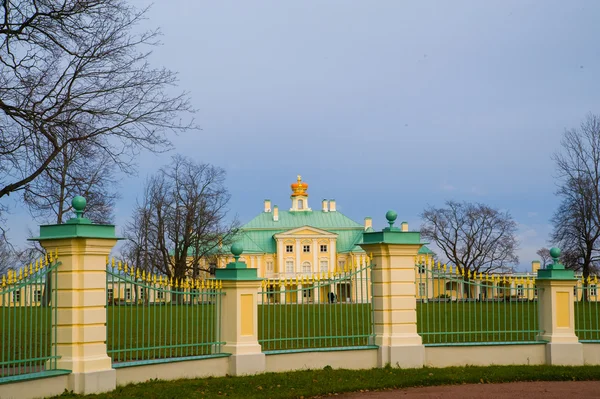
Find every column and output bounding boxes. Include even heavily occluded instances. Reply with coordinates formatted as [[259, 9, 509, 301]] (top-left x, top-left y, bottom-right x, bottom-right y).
[[31, 196, 118, 394], [358, 211, 425, 368], [295, 240, 301, 275], [312, 238, 318, 273], [214, 244, 265, 375], [536, 247, 583, 365]]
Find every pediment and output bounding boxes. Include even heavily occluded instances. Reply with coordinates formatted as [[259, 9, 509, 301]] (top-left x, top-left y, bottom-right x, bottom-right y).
[[274, 225, 337, 239]]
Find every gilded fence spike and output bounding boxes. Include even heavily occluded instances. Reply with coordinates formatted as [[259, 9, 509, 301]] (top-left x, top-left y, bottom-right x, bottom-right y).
[[55, 248, 58, 259], [201, 280, 205, 289], [1, 275, 6, 288]]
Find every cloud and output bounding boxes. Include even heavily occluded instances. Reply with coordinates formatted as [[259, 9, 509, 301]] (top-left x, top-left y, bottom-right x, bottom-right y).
[[470, 186, 486, 196], [527, 212, 538, 218], [440, 182, 456, 191]]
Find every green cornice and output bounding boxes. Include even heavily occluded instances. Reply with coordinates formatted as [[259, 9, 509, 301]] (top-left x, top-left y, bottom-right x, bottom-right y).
[[359, 230, 422, 245], [30, 222, 120, 241]]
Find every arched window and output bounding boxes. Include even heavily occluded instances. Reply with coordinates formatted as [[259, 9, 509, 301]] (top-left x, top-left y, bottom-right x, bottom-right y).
[[302, 261, 311, 273], [298, 199, 304, 209], [285, 260, 294, 273], [320, 260, 328, 272]]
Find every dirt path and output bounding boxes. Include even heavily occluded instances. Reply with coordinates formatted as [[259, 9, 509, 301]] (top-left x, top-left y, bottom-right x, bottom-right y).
[[335, 381, 600, 398]]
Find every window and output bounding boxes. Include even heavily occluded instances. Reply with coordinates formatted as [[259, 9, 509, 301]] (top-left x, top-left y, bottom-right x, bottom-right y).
[[303, 245, 311, 253], [139, 289, 145, 300], [209, 263, 216, 275], [298, 199, 304, 209], [302, 262, 311, 273], [591, 284, 598, 296], [338, 260, 346, 271], [125, 288, 131, 300], [107, 288, 114, 302], [517, 284, 524, 297], [418, 282, 426, 297], [12, 291, 20, 303], [320, 260, 328, 272], [418, 265, 426, 274], [320, 244, 328, 253], [534, 286, 538, 297], [285, 245, 293, 253], [303, 288, 312, 298], [266, 261, 274, 272], [35, 290, 42, 302], [157, 291, 164, 300], [285, 260, 294, 273]]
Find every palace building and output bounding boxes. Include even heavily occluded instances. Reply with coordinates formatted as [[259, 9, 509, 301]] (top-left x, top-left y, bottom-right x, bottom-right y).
[[215, 175, 378, 279]]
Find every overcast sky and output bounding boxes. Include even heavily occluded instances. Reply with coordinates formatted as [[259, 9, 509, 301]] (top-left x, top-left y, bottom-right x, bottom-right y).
[[5, 0, 600, 270]]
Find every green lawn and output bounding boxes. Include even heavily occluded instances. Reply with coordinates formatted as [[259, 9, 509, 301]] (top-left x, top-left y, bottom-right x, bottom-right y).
[[53, 365, 600, 399], [258, 303, 373, 351], [417, 301, 540, 344], [1, 299, 599, 372], [106, 304, 221, 363]]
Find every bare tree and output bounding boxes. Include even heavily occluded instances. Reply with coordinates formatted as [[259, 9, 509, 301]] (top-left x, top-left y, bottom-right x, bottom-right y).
[[22, 141, 118, 224], [536, 247, 552, 268], [421, 201, 519, 296], [0, 237, 14, 275], [124, 156, 238, 301], [552, 114, 600, 300], [0, 1, 195, 206]]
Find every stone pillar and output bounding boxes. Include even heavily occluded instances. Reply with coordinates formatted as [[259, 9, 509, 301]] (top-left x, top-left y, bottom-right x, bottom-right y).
[[31, 196, 118, 394], [215, 244, 265, 375], [358, 210, 425, 368], [536, 247, 583, 365]]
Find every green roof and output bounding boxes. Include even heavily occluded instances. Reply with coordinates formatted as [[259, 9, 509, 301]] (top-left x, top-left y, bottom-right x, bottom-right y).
[[418, 246, 434, 255], [237, 210, 365, 254], [243, 210, 362, 230]]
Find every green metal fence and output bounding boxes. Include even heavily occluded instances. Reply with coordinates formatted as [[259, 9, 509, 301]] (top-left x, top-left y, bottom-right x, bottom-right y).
[[0, 253, 67, 384], [575, 277, 600, 342], [416, 258, 541, 346], [258, 260, 374, 353], [106, 260, 226, 366]]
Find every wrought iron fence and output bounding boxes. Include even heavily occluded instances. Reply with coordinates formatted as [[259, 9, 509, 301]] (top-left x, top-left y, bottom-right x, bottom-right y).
[[258, 259, 374, 353], [574, 276, 600, 342], [106, 260, 226, 366], [0, 251, 67, 383], [416, 257, 541, 346]]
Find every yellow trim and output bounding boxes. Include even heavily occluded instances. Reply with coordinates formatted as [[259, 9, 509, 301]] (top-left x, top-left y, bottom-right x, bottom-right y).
[[241, 294, 253, 336], [556, 291, 570, 328]]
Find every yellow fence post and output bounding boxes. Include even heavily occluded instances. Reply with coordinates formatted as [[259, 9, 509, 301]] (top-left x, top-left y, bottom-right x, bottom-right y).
[[214, 243, 265, 375], [536, 247, 583, 365], [31, 196, 119, 393], [358, 211, 425, 368]]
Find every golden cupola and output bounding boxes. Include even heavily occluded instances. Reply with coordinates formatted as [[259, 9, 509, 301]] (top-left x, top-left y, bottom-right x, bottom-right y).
[[290, 175, 310, 211], [291, 175, 308, 197]]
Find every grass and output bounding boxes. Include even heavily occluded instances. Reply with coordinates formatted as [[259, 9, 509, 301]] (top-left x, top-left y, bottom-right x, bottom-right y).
[[52, 365, 600, 399], [106, 304, 221, 363], [417, 301, 540, 344], [259, 303, 373, 351]]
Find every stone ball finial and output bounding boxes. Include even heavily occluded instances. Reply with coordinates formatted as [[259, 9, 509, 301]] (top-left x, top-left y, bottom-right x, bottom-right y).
[[385, 210, 398, 228], [550, 247, 561, 260], [72, 196, 86, 212], [231, 243, 243, 257]]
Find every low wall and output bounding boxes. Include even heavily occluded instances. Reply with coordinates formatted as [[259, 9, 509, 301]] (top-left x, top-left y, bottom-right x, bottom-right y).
[[0, 374, 69, 399], [582, 343, 600, 365], [265, 348, 378, 373], [425, 344, 546, 368], [115, 356, 229, 386]]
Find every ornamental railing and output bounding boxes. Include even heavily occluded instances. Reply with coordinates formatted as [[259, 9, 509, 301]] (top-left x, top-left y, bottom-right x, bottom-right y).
[[574, 276, 600, 342], [415, 257, 541, 346], [0, 252, 67, 384], [258, 259, 374, 353], [106, 260, 225, 366]]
